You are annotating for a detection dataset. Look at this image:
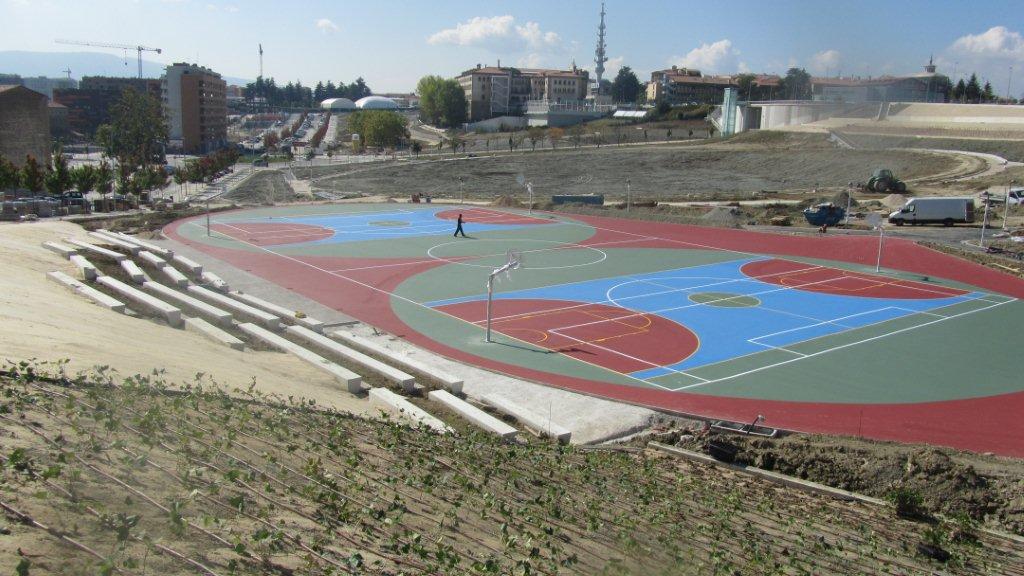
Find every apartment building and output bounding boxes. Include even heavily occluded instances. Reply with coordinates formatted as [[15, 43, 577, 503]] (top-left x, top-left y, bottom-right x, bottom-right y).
[[162, 63, 227, 154], [0, 85, 50, 167], [458, 64, 589, 122], [53, 76, 162, 136]]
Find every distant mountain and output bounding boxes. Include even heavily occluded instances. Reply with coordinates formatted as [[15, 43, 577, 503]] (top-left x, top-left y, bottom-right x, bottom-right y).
[[0, 51, 252, 86]]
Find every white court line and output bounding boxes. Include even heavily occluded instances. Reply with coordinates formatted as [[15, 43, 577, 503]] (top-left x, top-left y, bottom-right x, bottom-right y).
[[269, 208, 417, 220], [672, 298, 1016, 391], [747, 307, 904, 343]]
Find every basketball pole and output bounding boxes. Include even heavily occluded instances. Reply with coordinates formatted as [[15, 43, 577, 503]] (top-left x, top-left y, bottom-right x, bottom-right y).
[[485, 251, 521, 343], [875, 224, 884, 273]]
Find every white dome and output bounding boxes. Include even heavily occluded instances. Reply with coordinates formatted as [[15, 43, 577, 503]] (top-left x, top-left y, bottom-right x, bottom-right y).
[[355, 96, 399, 109], [321, 98, 356, 110]]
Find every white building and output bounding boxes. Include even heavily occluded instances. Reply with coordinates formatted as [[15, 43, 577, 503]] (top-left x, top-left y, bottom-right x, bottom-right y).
[[321, 97, 356, 111], [355, 96, 398, 110]]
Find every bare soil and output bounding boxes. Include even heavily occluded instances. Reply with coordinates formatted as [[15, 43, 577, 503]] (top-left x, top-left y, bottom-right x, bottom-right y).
[[225, 170, 302, 204], [837, 132, 1024, 163]]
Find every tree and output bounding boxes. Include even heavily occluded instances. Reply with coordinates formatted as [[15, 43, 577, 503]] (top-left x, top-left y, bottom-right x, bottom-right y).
[[348, 110, 408, 149], [313, 81, 326, 103], [446, 131, 463, 156], [983, 81, 995, 102], [263, 132, 279, 151], [95, 161, 113, 199], [20, 156, 44, 192], [411, 141, 423, 157], [569, 125, 584, 148], [965, 73, 982, 103], [952, 79, 966, 102], [527, 127, 545, 151], [0, 156, 19, 191], [72, 164, 97, 195], [547, 127, 564, 149], [735, 73, 757, 101], [44, 149, 72, 195], [417, 76, 468, 128], [780, 68, 812, 100], [610, 66, 642, 104], [95, 88, 168, 179]]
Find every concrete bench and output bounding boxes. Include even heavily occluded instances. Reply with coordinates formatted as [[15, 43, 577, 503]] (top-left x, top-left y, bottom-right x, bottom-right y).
[[120, 259, 147, 284], [97, 275, 182, 327], [237, 322, 362, 393], [69, 254, 97, 281], [188, 285, 280, 330], [65, 238, 127, 261], [333, 331, 464, 394], [429, 390, 517, 440], [230, 291, 325, 333], [88, 231, 140, 255], [160, 265, 189, 288], [286, 325, 416, 391], [106, 231, 173, 258], [42, 241, 77, 259], [481, 394, 572, 443], [368, 388, 451, 433], [171, 254, 203, 275], [185, 317, 244, 350], [138, 251, 167, 269], [47, 271, 125, 313], [144, 281, 233, 327], [200, 271, 229, 292]]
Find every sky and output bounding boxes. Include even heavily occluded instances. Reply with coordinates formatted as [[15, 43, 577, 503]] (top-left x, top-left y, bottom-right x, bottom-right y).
[[2, 0, 1023, 96]]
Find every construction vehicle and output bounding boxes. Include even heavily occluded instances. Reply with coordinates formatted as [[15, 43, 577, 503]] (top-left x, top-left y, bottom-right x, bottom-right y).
[[861, 169, 907, 193], [802, 202, 845, 227]]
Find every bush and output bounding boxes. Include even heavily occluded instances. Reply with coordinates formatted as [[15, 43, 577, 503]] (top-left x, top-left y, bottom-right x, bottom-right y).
[[886, 486, 928, 519]]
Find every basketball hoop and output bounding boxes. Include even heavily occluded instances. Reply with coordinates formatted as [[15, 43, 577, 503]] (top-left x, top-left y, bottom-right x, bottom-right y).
[[485, 249, 523, 342]]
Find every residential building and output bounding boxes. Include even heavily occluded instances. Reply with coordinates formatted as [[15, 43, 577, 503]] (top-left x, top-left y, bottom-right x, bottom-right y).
[[457, 64, 589, 122], [162, 63, 227, 154], [811, 58, 950, 103], [53, 76, 162, 136], [647, 68, 736, 105], [20, 76, 77, 99], [0, 85, 51, 167]]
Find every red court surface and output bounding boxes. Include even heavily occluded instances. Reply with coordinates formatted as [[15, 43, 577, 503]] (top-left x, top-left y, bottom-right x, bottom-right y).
[[741, 259, 968, 299], [209, 222, 334, 246], [434, 208, 550, 225], [437, 298, 699, 374]]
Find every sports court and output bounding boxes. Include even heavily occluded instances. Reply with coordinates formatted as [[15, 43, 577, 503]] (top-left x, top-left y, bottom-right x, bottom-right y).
[[166, 204, 1024, 456]]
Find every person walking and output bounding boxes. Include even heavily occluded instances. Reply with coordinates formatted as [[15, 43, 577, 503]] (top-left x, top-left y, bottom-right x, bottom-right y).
[[453, 213, 467, 238]]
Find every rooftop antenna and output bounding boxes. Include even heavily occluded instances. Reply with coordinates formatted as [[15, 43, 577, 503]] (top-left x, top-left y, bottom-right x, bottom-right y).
[[61, 68, 72, 80], [258, 43, 264, 79]]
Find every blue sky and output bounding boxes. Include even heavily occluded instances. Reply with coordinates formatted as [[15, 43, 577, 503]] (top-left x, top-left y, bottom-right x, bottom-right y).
[[2, 0, 1023, 95]]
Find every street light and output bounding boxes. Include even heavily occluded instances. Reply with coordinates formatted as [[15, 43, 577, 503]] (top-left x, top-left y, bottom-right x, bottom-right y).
[[1004, 180, 1017, 230]]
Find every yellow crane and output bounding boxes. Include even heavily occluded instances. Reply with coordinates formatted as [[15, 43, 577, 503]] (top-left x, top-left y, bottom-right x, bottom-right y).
[[54, 39, 162, 78]]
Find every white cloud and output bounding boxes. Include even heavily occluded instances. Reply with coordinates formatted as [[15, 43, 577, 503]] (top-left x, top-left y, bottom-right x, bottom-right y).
[[950, 26, 1024, 60], [670, 39, 739, 74], [605, 55, 625, 76], [737, 61, 751, 74], [315, 18, 338, 34], [809, 49, 842, 75], [223, 4, 239, 12], [428, 15, 562, 52], [517, 53, 544, 68]]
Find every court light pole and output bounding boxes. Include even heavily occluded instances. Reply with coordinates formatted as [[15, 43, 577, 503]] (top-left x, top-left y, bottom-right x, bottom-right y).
[[980, 193, 992, 248], [527, 182, 534, 215], [626, 178, 631, 213], [206, 199, 211, 237]]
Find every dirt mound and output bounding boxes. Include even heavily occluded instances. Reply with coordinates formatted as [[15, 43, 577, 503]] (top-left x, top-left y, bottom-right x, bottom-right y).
[[832, 190, 859, 207], [701, 205, 742, 225], [491, 194, 524, 207], [882, 193, 908, 209]]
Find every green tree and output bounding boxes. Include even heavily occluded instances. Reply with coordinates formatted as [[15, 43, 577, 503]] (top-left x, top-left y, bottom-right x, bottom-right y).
[[349, 110, 409, 149], [780, 68, 812, 100], [983, 81, 995, 102], [20, 156, 45, 192], [610, 66, 643, 103], [95, 161, 113, 199], [411, 140, 423, 157], [527, 127, 545, 151], [965, 73, 982, 103], [952, 79, 966, 102], [72, 164, 97, 195], [95, 88, 168, 177], [0, 156, 19, 190], [735, 73, 757, 100], [417, 76, 468, 128], [44, 149, 73, 195]]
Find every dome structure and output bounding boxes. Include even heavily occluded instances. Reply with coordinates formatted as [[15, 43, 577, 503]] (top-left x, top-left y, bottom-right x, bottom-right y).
[[355, 96, 399, 110], [321, 98, 356, 110]]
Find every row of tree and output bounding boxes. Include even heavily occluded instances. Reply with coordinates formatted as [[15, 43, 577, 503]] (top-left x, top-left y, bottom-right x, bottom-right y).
[[0, 153, 120, 197], [243, 77, 372, 108], [952, 73, 999, 103]]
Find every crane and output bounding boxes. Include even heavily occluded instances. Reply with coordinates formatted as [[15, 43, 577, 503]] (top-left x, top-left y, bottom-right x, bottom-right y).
[[54, 39, 162, 78]]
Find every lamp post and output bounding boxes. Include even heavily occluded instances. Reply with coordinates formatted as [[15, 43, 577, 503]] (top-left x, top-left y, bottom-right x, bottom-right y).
[[458, 176, 464, 204], [626, 178, 631, 213], [527, 182, 534, 215], [980, 192, 992, 248]]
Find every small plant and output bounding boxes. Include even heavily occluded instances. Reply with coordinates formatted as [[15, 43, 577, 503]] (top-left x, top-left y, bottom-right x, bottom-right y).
[[886, 486, 927, 519]]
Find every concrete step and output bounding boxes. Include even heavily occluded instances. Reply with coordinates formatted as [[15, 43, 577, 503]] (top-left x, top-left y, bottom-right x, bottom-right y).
[[230, 291, 325, 333], [188, 285, 281, 330], [88, 231, 140, 255], [47, 271, 125, 312], [138, 251, 167, 269], [160, 265, 189, 288], [368, 388, 451, 433], [106, 231, 173, 258], [333, 330, 464, 394], [144, 281, 233, 327], [119, 259, 147, 284], [184, 317, 244, 350], [429, 390, 517, 440], [97, 275, 182, 327], [171, 254, 202, 275], [286, 325, 415, 391], [64, 238, 126, 261], [42, 241, 77, 259], [238, 322, 362, 393], [69, 254, 97, 281], [200, 270, 229, 292], [481, 394, 572, 443]]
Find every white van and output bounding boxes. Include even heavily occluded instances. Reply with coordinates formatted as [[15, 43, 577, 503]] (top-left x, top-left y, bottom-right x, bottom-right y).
[[888, 197, 975, 227], [1009, 188, 1024, 206]]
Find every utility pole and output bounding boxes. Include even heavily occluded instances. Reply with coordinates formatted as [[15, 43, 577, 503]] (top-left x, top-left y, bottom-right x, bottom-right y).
[[1008, 65, 1014, 103]]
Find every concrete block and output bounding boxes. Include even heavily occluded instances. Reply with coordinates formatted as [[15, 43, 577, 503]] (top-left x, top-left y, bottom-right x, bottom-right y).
[[64, 238, 126, 261], [429, 390, 517, 440], [171, 254, 202, 275], [88, 231, 140, 255], [97, 275, 182, 327], [188, 285, 280, 330], [47, 271, 125, 313], [108, 231, 173, 258], [119, 259, 147, 284], [286, 325, 415, 390], [369, 388, 451, 433], [144, 281, 233, 327], [138, 251, 167, 269], [160, 265, 189, 288], [185, 317, 244, 350], [237, 322, 362, 393], [200, 271, 228, 292], [481, 394, 571, 443], [230, 291, 325, 333], [42, 241, 77, 259], [333, 331, 464, 394], [69, 254, 97, 281]]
